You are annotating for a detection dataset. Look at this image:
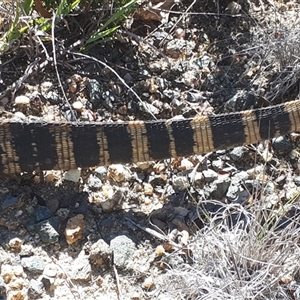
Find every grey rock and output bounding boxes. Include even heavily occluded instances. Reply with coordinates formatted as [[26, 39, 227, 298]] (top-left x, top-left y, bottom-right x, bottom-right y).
[[21, 256, 44, 274], [47, 91, 62, 105], [74, 203, 88, 215], [2, 195, 19, 209], [157, 77, 167, 90], [263, 181, 276, 196], [64, 109, 77, 122], [210, 177, 231, 200], [226, 184, 250, 205], [172, 176, 189, 191], [185, 90, 207, 103], [202, 169, 218, 183], [294, 286, 300, 300], [151, 30, 171, 42], [110, 235, 136, 269], [102, 90, 115, 110], [294, 176, 300, 186], [88, 79, 103, 106], [55, 208, 70, 221], [244, 179, 261, 192], [192, 54, 213, 69], [138, 101, 159, 116], [225, 90, 257, 112], [163, 89, 180, 101], [40, 276, 52, 291], [89, 239, 112, 268], [226, 183, 240, 201], [0, 277, 6, 298], [229, 146, 248, 161], [100, 217, 114, 227], [211, 158, 224, 171], [190, 172, 204, 188], [123, 72, 134, 84], [226, 171, 250, 201], [231, 171, 249, 183], [272, 136, 293, 152], [164, 39, 195, 58], [87, 174, 102, 191], [233, 189, 251, 205], [94, 166, 108, 181], [35, 217, 60, 244], [35, 206, 52, 223], [46, 198, 59, 214], [28, 279, 44, 298], [70, 255, 92, 281], [171, 98, 184, 109]]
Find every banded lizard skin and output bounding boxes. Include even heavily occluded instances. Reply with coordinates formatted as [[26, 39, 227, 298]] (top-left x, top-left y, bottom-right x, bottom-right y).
[[0, 99, 299, 174]]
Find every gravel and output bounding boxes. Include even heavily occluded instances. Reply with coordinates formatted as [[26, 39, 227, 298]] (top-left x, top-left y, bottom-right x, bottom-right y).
[[0, 0, 300, 299]]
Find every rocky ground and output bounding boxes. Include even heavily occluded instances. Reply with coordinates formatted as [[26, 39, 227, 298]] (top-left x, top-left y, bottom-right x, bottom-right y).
[[1, 0, 300, 299]]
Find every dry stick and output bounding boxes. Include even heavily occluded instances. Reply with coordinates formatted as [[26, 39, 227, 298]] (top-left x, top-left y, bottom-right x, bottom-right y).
[[113, 265, 123, 300], [119, 29, 170, 66], [0, 38, 84, 100], [7, 58, 41, 100], [68, 51, 158, 120], [1, 40, 155, 119], [124, 216, 181, 250], [51, 256, 83, 300], [51, 13, 76, 121], [159, 0, 196, 48]]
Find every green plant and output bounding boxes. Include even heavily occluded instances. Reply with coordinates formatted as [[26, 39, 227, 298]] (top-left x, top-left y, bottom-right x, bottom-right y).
[[0, 0, 137, 53], [83, 0, 137, 50]]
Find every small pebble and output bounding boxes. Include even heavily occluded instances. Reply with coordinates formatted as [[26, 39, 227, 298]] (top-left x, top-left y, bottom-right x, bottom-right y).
[[2, 195, 19, 209], [72, 100, 84, 112], [14, 95, 30, 105], [71, 74, 82, 83], [143, 183, 154, 196], [69, 83, 77, 94], [8, 238, 23, 252], [142, 277, 155, 290], [43, 263, 58, 277], [64, 169, 81, 182], [70, 255, 91, 281], [21, 256, 45, 274], [108, 165, 131, 182], [155, 245, 165, 256], [65, 214, 85, 245]]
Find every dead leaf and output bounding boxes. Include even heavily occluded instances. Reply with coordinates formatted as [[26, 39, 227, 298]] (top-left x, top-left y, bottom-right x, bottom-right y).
[[134, 0, 178, 23]]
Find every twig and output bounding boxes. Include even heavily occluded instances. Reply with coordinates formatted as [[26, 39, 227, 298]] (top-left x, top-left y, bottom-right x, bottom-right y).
[[159, 0, 196, 47], [113, 265, 123, 300], [51, 256, 83, 300], [119, 29, 170, 66], [0, 39, 84, 100], [68, 51, 157, 120], [124, 216, 180, 249], [51, 13, 76, 121], [9, 58, 41, 100]]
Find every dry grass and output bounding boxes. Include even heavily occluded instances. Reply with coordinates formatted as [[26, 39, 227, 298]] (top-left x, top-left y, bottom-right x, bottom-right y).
[[158, 200, 300, 299], [157, 6, 300, 296], [244, 1, 300, 102]]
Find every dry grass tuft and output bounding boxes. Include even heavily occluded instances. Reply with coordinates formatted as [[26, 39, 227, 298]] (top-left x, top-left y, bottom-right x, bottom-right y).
[[246, 1, 300, 102], [159, 201, 300, 299]]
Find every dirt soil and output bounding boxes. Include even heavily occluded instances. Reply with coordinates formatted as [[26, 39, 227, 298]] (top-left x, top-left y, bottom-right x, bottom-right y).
[[1, 0, 300, 299]]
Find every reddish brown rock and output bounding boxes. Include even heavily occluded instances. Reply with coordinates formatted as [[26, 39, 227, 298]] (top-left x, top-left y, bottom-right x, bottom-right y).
[[64, 214, 85, 245]]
